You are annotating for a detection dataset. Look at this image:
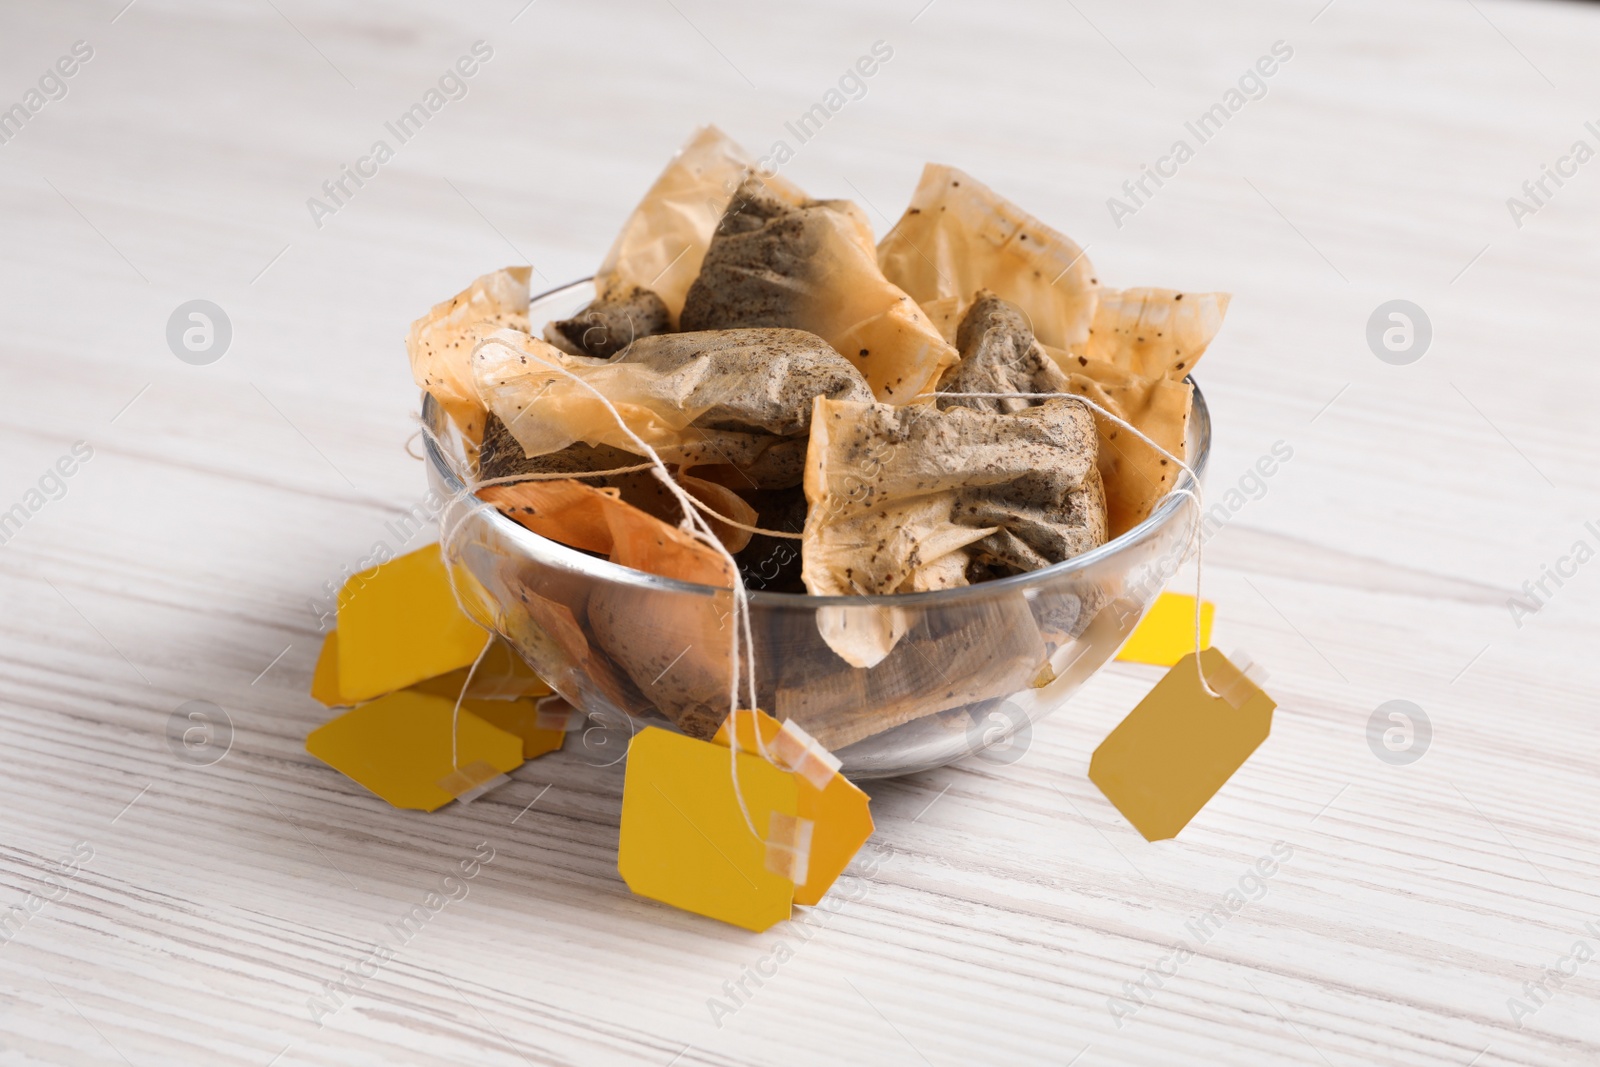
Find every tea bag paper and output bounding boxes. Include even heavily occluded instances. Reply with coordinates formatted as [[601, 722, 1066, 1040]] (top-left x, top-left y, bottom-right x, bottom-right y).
[[482, 477, 738, 575], [1038, 288, 1227, 533], [475, 327, 870, 489], [595, 125, 806, 326], [877, 164, 1099, 351], [681, 177, 958, 403], [482, 476, 739, 738], [408, 266, 531, 446], [802, 395, 1105, 664]]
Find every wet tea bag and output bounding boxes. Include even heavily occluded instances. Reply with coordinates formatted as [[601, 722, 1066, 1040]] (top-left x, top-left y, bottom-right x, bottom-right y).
[[1090, 649, 1274, 841], [479, 415, 758, 552], [936, 291, 1071, 414], [773, 594, 1048, 749], [481, 477, 744, 565], [475, 326, 871, 489], [802, 395, 1105, 663], [545, 285, 671, 359], [594, 125, 806, 327], [680, 177, 958, 403], [1042, 287, 1230, 534], [483, 475, 739, 736], [877, 164, 1100, 351], [408, 266, 531, 446]]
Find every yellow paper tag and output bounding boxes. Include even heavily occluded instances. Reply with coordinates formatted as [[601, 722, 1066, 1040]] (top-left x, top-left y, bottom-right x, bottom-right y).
[[413, 637, 552, 702], [618, 727, 799, 932], [310, 629, 349, 707], [306, 690, 524, 812], [712, 710, 874, 907], [335, 544, 489, 703], [1116, 592, 1214, 667], [1089, 649, 1274, 841], [461, 698, 566, 760]]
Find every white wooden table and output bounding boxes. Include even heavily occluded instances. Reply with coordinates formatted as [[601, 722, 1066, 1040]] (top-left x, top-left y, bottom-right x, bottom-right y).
[[3, 0, 1597, 1063]]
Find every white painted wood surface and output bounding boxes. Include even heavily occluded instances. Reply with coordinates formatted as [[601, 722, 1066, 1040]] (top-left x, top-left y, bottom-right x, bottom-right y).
[[2, 0, 1598, 1063]]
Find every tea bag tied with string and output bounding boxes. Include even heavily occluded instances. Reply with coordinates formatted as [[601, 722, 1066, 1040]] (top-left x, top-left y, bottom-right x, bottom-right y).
[[681, 175, 957, 404], [407, 265, 532, 448], [591, 124, 808, 329], [875, 164, 1229, 538], [801, 292, 1108, 667], [474, 326, 873, 491]]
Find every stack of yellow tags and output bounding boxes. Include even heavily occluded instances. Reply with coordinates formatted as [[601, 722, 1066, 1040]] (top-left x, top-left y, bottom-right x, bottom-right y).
[[306, 544, 569, 811], [618, 710, 873, 931]]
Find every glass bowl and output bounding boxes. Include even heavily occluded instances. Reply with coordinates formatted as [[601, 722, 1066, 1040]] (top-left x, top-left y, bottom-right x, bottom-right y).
[[424, 279, 1210, 778]]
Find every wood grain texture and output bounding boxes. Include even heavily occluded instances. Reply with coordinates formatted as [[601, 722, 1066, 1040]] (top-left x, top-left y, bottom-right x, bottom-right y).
[[2, 0, 1598, 1063]]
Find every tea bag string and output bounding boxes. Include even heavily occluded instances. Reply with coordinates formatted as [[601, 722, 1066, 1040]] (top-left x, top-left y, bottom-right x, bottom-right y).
[[920, 389, 1219, 700], [443, 339, 777, 838]]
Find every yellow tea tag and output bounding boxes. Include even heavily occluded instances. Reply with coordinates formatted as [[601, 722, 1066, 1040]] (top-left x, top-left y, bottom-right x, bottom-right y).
[[1116, 592, 1214, 667], [462, 698, 566, 760], [1089, 649, 1274, 841], [618, 727, 799, 932], [310, 629, 349, 707], [335, 544, 489, 703], [306, 690, 524, 811], [413, 637, 552, 702], [313, 627, 552, 711], [713, 710, 874, 907]]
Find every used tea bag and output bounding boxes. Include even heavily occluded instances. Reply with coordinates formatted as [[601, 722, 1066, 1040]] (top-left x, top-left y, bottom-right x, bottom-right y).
[[595, 125, 806, 327], [680, 177, 958, 403], [545, 285, 672, 359], [408, 266, 531, 446], [773, 593, 1048, 750], [478, 415, 758, 551], [475, 326, 871, 489], [482, 477, 748, 562], [802, 395, 1105, 665], [587, 487, 741, 739], [482, 475, 741, 736], [1043, 287, 1229, 534], [937, 291, 1071, 414], [877, 164, 1099, 351]]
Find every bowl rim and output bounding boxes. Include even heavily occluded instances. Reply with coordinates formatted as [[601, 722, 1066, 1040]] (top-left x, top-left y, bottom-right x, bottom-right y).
[[424, 277, 1211, 606]]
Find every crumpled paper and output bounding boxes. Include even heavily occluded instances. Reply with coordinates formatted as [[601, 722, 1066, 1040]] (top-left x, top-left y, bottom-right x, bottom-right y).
[[545, 284, 671, 358], [594, 125, 807, 327], [681, 176, 958, 404], [407, 266, 530, 446], [1043, 287, 1229, 535], [876, 163, 1228, 535], [802, 395, 1104, 666], [936, 290, 1070, 414], [878, 164, 1099, 352], [473, 326, 872, 489]]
